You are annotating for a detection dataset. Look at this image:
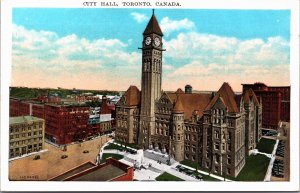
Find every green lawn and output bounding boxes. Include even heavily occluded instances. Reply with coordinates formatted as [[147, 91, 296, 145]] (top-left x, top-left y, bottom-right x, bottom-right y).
[[235, 154, 270, 181], [256, 138, 276, 154], [155, 172, 184, 181], [100, 153, 124, 163], [180, 159, 199, 169], [104, 143, 125, 150]]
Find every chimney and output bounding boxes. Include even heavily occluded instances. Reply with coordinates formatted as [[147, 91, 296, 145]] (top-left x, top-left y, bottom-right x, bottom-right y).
[[185, 85, 192, 94], [102, 95, 107, 104]]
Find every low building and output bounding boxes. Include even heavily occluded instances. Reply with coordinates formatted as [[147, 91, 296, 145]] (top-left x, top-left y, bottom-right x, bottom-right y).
[[49, 158, 133, 181], [100, 96, 116, 134], [9, 116, 45, 158]]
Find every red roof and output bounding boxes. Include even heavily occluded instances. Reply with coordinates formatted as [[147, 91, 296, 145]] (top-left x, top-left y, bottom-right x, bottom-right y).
[[121, 85, 141, 106], [166, 91, 212, 120]]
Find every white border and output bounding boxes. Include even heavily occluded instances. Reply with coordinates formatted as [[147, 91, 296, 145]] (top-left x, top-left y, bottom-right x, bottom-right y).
[[1, 0, 299, 191]]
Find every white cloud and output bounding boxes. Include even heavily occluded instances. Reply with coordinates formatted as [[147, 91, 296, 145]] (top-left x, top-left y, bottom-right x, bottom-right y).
[[160, 17, 195, 36], [12, 24, 141, 90], [11, 23, 290, 92], [130, 12, 148, 23], [164, 32, 289, 67], [163, 32, 289, 91]]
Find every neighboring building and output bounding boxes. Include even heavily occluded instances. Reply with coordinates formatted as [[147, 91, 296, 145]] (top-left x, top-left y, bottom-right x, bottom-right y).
[[10, 98, 46, 119], [49, 158, 133, 181], [242, 83, 290, 129], [9, 116, 45, 158], [115, 11, 262, 177], [10, 96, 116, 145], [100, 95, 116, 134], [44, 104, 91, 144]]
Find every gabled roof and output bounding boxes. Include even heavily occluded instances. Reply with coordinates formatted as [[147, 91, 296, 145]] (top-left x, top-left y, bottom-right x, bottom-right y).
[[243, 88, 260, 106], [205, 82, 239, 113], [117, 85, 140, 107], [143, 11, 163, 36]]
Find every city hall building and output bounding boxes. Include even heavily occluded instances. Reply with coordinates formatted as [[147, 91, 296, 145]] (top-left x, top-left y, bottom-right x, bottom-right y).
[[115, 11, 262, 177]]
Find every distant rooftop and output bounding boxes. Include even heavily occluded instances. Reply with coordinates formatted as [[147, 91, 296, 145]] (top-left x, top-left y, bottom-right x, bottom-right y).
[[9, 116, 44, 125]]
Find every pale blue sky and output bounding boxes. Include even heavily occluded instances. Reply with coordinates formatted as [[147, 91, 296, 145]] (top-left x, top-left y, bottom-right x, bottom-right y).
[[11, 9, 290, 91]]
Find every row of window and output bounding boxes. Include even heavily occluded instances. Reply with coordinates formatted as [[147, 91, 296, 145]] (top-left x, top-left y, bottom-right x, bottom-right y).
[[10, 138, 43, 147], [10, 131, 43, 139], [184, 126, 197, 132], [185, 134, 197, 141], [185, 144, 197, 153], [10, 124, 43, 133]]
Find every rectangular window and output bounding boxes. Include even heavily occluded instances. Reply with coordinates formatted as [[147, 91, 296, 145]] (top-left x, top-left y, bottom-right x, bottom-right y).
[[227, 155, 231, 164], [228, 143, 231, 151], [215, 142, 220, 150], [215, 154, 220, 163], [227, 168, 231, 175], [214, 130, 219, 139]]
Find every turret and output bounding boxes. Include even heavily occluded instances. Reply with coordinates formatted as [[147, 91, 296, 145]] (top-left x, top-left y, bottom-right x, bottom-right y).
[[171, 95, 184, 161]]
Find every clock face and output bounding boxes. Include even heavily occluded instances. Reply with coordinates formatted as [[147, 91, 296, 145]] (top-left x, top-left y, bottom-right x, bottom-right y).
[[145, 37, 151, 45], [154, 37, 161, 46]]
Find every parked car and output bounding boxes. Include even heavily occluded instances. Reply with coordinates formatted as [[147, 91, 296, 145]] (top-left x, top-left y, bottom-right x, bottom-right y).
[[33, 155, 40, 160], [195, 174, 203, 180], [83, 150, 89, 153]]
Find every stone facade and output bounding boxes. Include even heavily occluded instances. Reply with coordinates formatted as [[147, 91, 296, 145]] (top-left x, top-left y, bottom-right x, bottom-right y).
[[9, 116, 45, 158], [115, 11, 262, 177]]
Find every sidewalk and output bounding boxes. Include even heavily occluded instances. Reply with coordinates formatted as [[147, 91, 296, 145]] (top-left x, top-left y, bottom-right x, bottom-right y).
[[264, 136, 280, 181]]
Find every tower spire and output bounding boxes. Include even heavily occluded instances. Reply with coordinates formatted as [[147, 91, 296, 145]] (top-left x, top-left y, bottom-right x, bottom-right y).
[[143, 9, 163, 36]]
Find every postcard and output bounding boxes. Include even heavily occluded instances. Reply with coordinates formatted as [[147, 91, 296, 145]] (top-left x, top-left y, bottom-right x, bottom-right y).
[[1, 0, 299, 191]]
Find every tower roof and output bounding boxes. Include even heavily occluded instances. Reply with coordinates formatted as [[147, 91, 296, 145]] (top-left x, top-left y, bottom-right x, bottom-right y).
[[143, 10, 163, 36], [173, 95, 184, 113]]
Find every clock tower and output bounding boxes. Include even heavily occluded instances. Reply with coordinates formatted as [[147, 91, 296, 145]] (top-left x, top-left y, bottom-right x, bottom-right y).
[[138, 10, 164, 148]]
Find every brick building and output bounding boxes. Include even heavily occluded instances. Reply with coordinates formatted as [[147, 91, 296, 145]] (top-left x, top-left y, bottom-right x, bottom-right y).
[[10, 97, 116, 145], [44, 104, 91, 144], [242, 83, 290, 129], [9, 116, 45, 158]]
